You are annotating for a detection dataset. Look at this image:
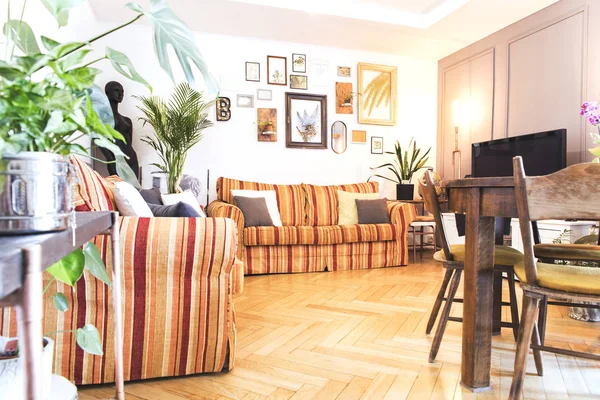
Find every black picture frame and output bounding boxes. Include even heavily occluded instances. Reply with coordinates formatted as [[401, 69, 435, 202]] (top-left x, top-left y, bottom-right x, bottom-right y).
[[285, 92, 327, 149], [245, 62, 260, 82], [292, 53, 306, 73]]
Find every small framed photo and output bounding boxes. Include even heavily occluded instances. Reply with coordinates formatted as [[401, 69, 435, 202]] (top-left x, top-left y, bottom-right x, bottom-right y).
[[351, 130, 367, 144], [267, 55, 287, 85], [337, 66, 351, 77], [237, 94, 254, 108], [292, 53, 306, 73], [371, 136, 383, 154], [245, 62, 260, 82], [290, 75, 308, 90], [256, 88, 272, 101]]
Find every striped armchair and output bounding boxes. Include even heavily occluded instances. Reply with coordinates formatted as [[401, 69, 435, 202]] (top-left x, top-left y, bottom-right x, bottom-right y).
[[208, 177, 417, 275], [0, 157, 240, 385]]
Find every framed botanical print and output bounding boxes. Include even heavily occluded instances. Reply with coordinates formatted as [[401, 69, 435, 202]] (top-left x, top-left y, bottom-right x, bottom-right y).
[[285, 92, 327, 149], [267, 56, 287, 85], [292, 53, 306, 73], [371, 136, 383, 154], [357, 62, 397, 126], [290, 75, 307, 90], [245, 62, 260, 82]]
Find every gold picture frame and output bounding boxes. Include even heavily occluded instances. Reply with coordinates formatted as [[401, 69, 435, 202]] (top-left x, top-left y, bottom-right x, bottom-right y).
[[357, 62, 397, 126]]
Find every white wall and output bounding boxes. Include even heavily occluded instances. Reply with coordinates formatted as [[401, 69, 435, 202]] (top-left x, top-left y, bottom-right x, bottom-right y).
[[17, 3, 440, 203]]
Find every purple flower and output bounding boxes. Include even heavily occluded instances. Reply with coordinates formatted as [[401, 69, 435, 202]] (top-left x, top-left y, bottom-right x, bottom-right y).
[[589, 114, 600, 126], [581, 101, 599, 117]]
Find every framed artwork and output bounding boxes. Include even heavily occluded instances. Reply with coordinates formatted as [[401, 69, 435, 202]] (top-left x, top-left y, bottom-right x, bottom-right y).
[[285, 92, 327, 149], [256, 88, 272, 101], [267, 56, 287, 85], [257, 108, 277, 142], [351, 130, 367, 144], [335, 82, 353, 114], [337, 66, 351, 77], [216, 97, 231, 121], [237, 94, 254, 108], [371, 136, 383, 154], [311, 59, 329, 87], [245, 62, 260, 82], [331, 121, 348, 154], [357, 62, 397, 126], [292, 53, 306, 73], [290, 75, 308, 90]]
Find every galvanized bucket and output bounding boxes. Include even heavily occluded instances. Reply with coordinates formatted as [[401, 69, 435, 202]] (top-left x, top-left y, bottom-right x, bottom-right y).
[[0, 152, 73, 234]]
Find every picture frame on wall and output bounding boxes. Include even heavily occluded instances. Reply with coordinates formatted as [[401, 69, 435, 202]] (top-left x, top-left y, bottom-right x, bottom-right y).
[[337, 66, 351, 77], [285, 92, 327, 149], [267, 56, 287, 85], [292, 53, 306, 73], [237, 94, 254, 108], [371, 136, 383, 154], [357, 62, 397, 126], [245, 62, 260, 82], [351, 130, 367, 144], [290, 75, 308, 90], [256, 88, 272, 101]]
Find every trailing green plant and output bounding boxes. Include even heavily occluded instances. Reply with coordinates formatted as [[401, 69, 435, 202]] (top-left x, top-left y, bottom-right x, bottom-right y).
[[369, 137, 431, 184], [137, 83, 214, 193]]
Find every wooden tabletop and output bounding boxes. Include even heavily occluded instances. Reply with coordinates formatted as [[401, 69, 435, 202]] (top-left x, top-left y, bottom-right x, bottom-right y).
[[0, 212, 113, 299]]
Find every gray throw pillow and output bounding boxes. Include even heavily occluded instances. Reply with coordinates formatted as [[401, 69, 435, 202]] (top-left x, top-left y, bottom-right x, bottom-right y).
[[148, 202, 200, 217], [139, 187, 163, 205], [234, 196, 274, 228], [355, 199, 390, 224]]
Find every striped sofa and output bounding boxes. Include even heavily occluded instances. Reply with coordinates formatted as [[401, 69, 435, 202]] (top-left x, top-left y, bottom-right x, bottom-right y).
[[207, 177, 417, 275], [1, 157, 242, 385]]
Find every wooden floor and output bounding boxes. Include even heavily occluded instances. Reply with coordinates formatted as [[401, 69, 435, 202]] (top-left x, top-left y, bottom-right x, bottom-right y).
[[80, 254, 600, 400]]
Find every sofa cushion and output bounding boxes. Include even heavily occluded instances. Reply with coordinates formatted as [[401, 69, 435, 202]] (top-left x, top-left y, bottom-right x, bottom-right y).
[[304, 182, 379, 226], [70, 156, 117, 212], [114, 181, 153, 217], [356, 199, 391, 224], [148, 202, 200, 217], [140, 187, 163, 205], [338, 191, 379, 225], [217, 177, 305, 226], [243, 223, 396, 246], [234, 196, 274, 227]]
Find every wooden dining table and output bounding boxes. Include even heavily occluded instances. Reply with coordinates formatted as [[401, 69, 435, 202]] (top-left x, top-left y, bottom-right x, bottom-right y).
[[441, 176, 519, 391]]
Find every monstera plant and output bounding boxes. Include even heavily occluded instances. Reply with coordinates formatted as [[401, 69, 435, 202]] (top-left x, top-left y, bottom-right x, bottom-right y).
[[0, 0, 217, 357]]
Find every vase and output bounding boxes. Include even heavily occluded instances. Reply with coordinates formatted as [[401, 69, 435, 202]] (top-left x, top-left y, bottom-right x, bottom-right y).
[[0, 152, 73, 234], [0, 337, 54, 400], [396, 183, 414, 200]]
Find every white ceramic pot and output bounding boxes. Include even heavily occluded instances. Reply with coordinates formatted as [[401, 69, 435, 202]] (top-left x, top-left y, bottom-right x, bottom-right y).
[[0, 337, 54, 399]]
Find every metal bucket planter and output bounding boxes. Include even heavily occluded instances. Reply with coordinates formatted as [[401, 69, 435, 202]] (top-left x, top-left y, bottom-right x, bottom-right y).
[[0, 152, 73, 234]]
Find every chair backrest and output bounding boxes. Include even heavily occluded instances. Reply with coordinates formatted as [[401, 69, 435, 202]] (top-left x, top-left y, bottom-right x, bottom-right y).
[[513, 156, 600, 283], [420, 170, 454, 261]]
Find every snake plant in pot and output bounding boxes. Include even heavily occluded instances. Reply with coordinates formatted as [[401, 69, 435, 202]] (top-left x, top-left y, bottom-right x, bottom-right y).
[[369, 137, 431, 200], [0, 0, 217, 395]]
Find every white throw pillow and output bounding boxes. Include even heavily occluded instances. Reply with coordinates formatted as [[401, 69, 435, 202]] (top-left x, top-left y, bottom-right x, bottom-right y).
[[161, 191, 207, 217], [230, 189, 282, 226], [113, 182, 153, 217]]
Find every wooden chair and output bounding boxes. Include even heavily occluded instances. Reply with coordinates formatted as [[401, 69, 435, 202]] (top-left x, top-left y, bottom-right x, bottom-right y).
[[421, 170, 523, 363], [509, 157, 600, 400], [408, 215, 437, 262]]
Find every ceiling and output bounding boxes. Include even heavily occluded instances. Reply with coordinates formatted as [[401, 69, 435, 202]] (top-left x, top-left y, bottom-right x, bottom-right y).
[[88, 0, 560, 59]]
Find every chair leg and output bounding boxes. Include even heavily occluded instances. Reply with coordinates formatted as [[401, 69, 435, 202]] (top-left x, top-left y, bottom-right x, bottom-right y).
[[508, 271, 520, 340], [537, 295, 548, 346], [426, 268, 454, 335], [429, 269, 462, 363], [532, 322, 544, 377], [509, 294, 540, 400], [420, 227, 424, 259]]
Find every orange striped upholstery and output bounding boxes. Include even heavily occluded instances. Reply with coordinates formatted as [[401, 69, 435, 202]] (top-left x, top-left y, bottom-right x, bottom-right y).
[[216, 177, 306, 226], [303, 182, 379, 226], [327, 223, 397, 244], [207, 200, 245, 260], [70, 156, 117, 212], [244, 225, 335, 246]]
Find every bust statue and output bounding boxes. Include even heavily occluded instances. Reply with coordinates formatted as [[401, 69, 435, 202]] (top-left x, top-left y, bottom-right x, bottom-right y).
[[100, 81, 140, 178]]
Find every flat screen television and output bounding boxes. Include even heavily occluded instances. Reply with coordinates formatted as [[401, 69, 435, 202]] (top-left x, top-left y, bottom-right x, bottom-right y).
[[471, 129, 567, 178]]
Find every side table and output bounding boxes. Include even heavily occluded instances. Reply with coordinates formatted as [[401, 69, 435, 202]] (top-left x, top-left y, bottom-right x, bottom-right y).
[[0, 212, 124, 400]]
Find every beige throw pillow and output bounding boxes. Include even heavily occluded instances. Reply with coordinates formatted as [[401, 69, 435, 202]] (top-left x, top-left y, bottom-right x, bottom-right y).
[[337, 190, 379, 225]]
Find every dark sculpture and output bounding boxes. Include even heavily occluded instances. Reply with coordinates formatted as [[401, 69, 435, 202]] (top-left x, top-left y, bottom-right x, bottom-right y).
[[100, 81, 140, 178]]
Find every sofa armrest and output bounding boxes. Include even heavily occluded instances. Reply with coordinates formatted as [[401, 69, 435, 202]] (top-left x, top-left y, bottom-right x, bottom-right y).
[[208, 200, 245, 261], [387, 201, 418, 228]]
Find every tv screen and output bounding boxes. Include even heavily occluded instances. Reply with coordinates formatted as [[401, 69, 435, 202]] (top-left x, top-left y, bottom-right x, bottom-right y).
[[471, 129, 566, 178]]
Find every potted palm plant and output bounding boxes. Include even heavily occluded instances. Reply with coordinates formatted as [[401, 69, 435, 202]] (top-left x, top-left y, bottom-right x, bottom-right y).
[[370, 137, 431, 200], [137, 83, 214, 194]]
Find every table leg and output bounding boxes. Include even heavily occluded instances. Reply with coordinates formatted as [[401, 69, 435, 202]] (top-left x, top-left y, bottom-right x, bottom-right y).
[[461, 188, 495, 391], [19, 245, 44, 400], [110, 213, 125, 400]]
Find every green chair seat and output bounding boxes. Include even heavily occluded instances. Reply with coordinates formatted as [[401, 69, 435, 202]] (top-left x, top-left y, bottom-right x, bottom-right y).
[[434, 244, 524, 266], [534, 243, 600, 262], [514, 261, 600, 295]]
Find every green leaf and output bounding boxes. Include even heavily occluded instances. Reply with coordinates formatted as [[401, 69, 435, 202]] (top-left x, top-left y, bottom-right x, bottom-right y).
[[76, 324, 103, 355], [48, 41, 87, 60], [57, 66, 100, 90], [47, 249, 85, 287], [41, 36, 60, 51], [2, 20, 40, 55], [129, 0, 218, 94], [0, 60, 25, 80], [83, 243, 111, 287], [116, 155, 141, 189], [53, 293, 69, 312], [106, 47, 152, 92], [40, 0, 86, 27], [60, 49, 91, 71]]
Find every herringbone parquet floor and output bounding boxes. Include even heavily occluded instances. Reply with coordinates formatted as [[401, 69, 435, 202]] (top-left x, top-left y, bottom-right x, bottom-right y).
[[80, 254, 600, 400]]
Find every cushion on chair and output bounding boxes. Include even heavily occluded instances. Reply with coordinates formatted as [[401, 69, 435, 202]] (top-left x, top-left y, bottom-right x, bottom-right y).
[[514, 261, 600, 295], [434, 244, 524, 266], [534, 244, 600, 262]]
